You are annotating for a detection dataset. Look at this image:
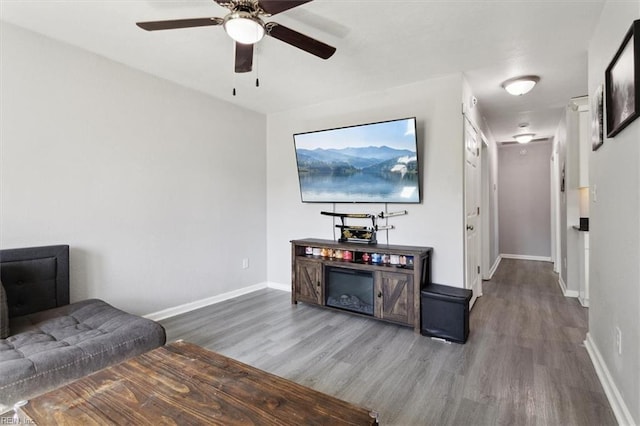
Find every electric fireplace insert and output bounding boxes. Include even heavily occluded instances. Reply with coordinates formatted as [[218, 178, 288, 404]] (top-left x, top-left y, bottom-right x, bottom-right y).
[[325, 266, 374, 316]]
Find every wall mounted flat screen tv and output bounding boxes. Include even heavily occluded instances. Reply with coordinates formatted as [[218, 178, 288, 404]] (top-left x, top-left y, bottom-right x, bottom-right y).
[[293, 117, 421, 203]]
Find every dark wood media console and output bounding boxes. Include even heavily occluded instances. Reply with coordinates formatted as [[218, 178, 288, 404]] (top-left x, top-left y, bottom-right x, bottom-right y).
[[291, 238, 433, 333]]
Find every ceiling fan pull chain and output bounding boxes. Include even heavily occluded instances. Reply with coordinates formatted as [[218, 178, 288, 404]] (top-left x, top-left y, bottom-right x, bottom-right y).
[[232, 49, 237, 96], [255, 45, 260, 87]]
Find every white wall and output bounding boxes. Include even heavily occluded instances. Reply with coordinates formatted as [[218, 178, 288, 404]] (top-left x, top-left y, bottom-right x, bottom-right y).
[[0, 23, 267, 316], [587, 3, 640, 424], [498, 142, 553, 258], [266, 75, 465, 288], [486, 138, 500, 270]]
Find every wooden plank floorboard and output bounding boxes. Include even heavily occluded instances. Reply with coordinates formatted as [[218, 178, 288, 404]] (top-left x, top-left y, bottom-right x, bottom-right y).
[[160, 258, 616, 425]]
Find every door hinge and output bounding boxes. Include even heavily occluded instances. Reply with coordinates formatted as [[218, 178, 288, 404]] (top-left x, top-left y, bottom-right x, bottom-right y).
[[477, 266, 480, 274], [477, 206, 480, 215]]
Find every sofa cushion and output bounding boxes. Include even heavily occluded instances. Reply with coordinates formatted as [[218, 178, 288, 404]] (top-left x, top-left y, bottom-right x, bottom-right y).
[[0, 299, 165, 409], [0, 282, 8, 339]]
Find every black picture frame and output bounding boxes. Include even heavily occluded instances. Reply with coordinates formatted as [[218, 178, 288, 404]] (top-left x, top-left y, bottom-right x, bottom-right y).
[[592, 84, 604, 151], [605, 19, 640, 138]]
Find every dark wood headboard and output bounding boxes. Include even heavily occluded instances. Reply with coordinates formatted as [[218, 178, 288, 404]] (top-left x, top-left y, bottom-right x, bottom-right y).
[[0, 245, 70, 318]]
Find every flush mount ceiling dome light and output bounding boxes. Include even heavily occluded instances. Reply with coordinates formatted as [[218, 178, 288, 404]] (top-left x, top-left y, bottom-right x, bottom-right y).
[[514, 133, 535, 144], [223, 11, 265, 44], [502, 76, 540, 96]]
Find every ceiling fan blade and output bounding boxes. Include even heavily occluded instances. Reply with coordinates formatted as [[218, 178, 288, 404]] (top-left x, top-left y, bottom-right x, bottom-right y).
[[267, 23, 335, 59], [235, 42, 254, 73], [258, 0, 313, 15], [136, 17, 223, 31]]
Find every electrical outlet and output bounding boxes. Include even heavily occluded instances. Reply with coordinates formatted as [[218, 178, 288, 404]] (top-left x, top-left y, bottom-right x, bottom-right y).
[[242, 258, 249, 269], [615, 327, 622, 355]]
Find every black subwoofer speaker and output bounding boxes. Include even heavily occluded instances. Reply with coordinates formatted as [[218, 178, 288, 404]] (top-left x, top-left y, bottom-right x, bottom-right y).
[[420, 283, 472, 344]]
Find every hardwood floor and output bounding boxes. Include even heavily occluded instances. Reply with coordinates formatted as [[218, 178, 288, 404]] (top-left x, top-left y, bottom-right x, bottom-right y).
[[160, 259, 615, 425]]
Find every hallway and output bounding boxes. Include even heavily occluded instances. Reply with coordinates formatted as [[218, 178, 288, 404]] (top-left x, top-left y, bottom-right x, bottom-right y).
[[471, 258, 614, 424]]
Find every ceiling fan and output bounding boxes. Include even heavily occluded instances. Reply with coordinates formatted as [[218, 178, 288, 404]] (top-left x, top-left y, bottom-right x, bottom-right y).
[[136, 0, 336, 73]]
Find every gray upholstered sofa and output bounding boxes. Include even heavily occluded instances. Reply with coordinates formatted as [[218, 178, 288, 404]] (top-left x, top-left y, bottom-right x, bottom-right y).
[[0, 245, 166, 412]]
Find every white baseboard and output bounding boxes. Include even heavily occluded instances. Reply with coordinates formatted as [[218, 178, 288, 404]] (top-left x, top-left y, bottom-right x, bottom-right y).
[[485, 255, 502, 280], [556, 275, 579, 298], [144, 282, 288, 321], [267, 281, 291, 292], [557, 275, 567, 294], [584, 333, 636, 426], [500, 253, 552, 262]]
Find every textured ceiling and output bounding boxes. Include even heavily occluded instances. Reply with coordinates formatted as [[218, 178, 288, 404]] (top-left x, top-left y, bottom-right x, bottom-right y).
[[0, 0, 605, 142]]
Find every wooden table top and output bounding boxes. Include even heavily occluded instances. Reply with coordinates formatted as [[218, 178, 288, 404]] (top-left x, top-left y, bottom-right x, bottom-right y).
[[20, 341, 378, 425]]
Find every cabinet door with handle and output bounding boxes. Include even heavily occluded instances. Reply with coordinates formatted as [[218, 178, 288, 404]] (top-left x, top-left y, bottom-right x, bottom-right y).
[[376, 271, 414, 325], [295, 258, 323, 305]]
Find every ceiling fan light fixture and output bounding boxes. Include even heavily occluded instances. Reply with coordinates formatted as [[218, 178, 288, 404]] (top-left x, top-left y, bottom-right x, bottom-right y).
[[514, 133, 535, 144], [224, 12, 265, 44], [502, 76, 540, 96]]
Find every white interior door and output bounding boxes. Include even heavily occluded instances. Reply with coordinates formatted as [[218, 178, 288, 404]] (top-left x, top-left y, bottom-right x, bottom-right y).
[[551, 149, 562, 273], [464, 118, 482, 308], [550, 155, 558, 272]]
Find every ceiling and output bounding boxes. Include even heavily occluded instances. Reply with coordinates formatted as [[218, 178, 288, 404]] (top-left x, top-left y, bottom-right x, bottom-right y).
[[0, 0, 605, 143]]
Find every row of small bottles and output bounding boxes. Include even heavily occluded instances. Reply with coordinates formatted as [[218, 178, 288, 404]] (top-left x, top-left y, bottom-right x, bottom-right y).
[[304, 246, 414, 267], [305, 246, 354, 260]]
